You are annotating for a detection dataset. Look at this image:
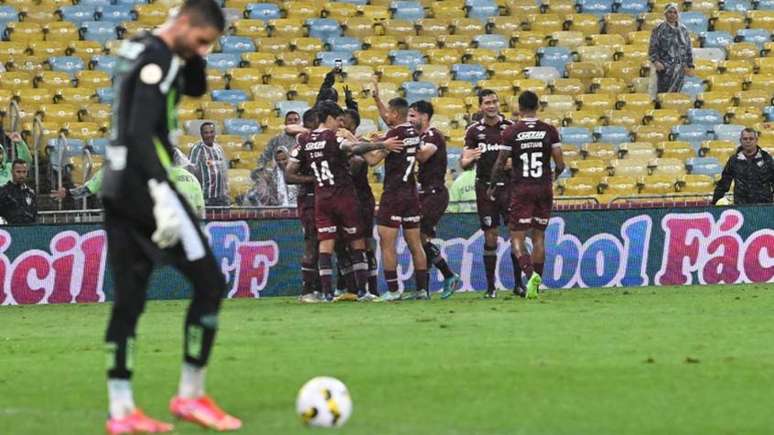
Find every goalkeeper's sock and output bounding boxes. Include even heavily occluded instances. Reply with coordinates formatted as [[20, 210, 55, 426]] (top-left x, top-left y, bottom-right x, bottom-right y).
[[178, 362, 206, 399], [107, 379, 135, 419]]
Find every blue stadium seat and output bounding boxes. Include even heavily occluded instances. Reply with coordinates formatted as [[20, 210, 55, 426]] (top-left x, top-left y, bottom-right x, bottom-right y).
[[79, 0, 112, 6], [681, 76, 706, 98], [306, 19, 341, 40], [97, 87, 113, 104], [465, 0, 499, 20], [206, 53, 241, 71], [576, 0, 614, 16], [246, 3, 282, 21], [593, 126, 630, 145], [276, 100, 310, 117], [473, 34, 508, 51], [723, 0, 752, 11], [758, 0, 774, 9], [48, 139, 86, 170], [390, 50, 425, 70], [452, 63, 487, 84], [538, 47, 572, 76], [0, 6, 17, 22], [736, 29, 770, 49], [337, 0, 367, 4], [96, 5, 134, 23], [613, 0, 648, 15], [115, 0, 148, 5], [87, 138, 109, 155], [316, 51, 355, 67], [560, 127, 593, 146], [700, 31, 733, 49], [80, 21, 118, 44], [764, 106, 774, 121], [326, 36, 361, 53], [686, 157, 723, 175], [212, 89, 249, 104], [672, 124, 712, 148], [713, 124, 745, 142], [49, 56, 86, 74], [219, 36, 256, 53], [225, 119, 262, 137], [401, 81, 437, 103], [391, 1, 424, 21], [90, 55, 117, 74], [59, 5, 96, 25], [680, 12, 708, 34], [687, 109, 723, 126]]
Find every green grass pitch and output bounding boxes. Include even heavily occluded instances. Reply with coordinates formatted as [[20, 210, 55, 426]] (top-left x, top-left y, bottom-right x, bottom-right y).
[[1, 284, 773, 435]]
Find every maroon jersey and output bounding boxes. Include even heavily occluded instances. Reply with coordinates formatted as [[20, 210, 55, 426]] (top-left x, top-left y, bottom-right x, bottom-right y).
[[350, 155, 374, 201], [291, 132, 315, 199], [289, 128, 353, 195], [501, 117, 561, 185], [383, 122, 421, 192], [464, 116, 514, 183], [417, 127, 447, 190]]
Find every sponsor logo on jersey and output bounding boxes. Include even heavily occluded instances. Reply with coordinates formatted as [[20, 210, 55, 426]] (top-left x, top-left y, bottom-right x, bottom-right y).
[[304, 141, 326, 151], [516, 131, 547, 140]]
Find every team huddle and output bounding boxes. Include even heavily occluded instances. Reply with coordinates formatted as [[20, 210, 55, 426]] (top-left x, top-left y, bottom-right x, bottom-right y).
[[287, 87, 565, 303]]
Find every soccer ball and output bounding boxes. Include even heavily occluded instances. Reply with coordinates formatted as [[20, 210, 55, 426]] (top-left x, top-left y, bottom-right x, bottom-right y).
[[296, 376, 352, 428]]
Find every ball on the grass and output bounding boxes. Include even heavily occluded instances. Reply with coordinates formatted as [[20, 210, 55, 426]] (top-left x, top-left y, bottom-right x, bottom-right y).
[[296, 376, 352, 428]]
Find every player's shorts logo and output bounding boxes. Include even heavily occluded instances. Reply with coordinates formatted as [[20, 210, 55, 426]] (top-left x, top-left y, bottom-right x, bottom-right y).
[[482, 216, 492, 227], [390, 215, 402, 222], [318, 226, 337, 234], [343, 226, 357, 235], [518, 218, 532, 224], [404, 216, 420, 223], [534, 217, 549, 225]]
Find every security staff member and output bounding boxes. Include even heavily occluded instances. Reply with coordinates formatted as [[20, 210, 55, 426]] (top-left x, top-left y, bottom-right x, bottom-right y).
[[0, 159, 36, 224], [713, 128, 774, 205]]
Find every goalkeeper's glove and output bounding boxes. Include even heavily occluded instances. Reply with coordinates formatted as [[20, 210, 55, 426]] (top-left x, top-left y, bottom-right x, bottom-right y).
[[148, 179, 182, 249]]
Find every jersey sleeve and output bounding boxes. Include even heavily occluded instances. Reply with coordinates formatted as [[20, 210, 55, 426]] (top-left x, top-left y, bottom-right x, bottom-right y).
[[180, 54, 207, 97], [464, 125, 477, 149], [384, 127, 399, 140], [548, 125, 561, 148], [289, 141, 306, 166], [500, 126, 515, 151]]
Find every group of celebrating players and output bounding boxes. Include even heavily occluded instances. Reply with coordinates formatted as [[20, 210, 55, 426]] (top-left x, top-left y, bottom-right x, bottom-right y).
[[286, 81, 565, 303]]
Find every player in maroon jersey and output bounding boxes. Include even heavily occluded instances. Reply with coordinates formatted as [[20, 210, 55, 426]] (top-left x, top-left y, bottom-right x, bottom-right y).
[[286, 108, 324, 303], [460, 89, 524, 298], [362, 98, 435, 301], [407, 100, 461, 299], [489, 91, 565, 299]]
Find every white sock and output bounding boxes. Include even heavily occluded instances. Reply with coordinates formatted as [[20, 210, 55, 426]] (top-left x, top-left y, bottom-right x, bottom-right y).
[[178, 363, 206, 399], [107, 379, 135, 419]]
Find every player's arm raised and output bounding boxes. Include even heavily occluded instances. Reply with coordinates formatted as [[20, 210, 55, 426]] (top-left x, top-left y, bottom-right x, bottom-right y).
[[371, 78, 390, 125]]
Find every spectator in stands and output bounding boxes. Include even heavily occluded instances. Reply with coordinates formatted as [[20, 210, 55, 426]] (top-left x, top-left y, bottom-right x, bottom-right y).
[[261, 111, 301, 166], [0, 131, 32, 186], [0, 159, 37, 224], [447, 166, 477, 213], [189, 122, 230, 206], [246, 146, 297, 207], [712, 128, 774, 205], [649, 3, 694, 94]]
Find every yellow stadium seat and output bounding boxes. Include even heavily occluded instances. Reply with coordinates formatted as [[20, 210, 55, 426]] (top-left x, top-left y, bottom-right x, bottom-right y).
[[589, 78, 626, 94], [374, 65, 410, 84], [526, 13, 563, 33], [697, 91, 735, 112], [429, 114, 453, 130], [464, 48, 498, 64], [488, 63, 528, 81], [362, 35, 398, 51], [505, 0, 540, 14], [15, 88, 54, 106], [38, 103, 79, 123], [287, 83, 318, 104], [426, 48, 462, 65], [700, 140, 737, 160], [632, 125, 670, 143], [718, 60, 753, 76], [80, 103, 111, 126], [63, 122, 101, 140], [499, 48, 534, 65], [658, 93, 693, 113], [268, 19, 306, 37], [566, 62, 605, 88], [250, 85, 287, 102], [542, 0, 575, 19], [617, 93, 654, 110], [551, 78, 585, 95], [28, 41, 68, 57], [0, 41, 27, 59], [264, 66, 301, 86], [726, 106, 762, 127], [605, 109, 644, 128], [415, 18, 451, 36], [203, 69, 226, 91], [238, 99, 275, 120], [5, 22, 44, 42], [431, 1, 465, 18], [603, 13, 637, 34], [548, 31, 585, 50], [576, 93, 615, 111], [619, 142, 656, 160], [604, 60, 646, 82], [512, 31, 549, 50], [727, 43, 759, 61], [735, 91, 769, 109], [228, 169, 253, 203], [44, 22, 79, 42], [202, 101, 238, 121], [487, 16, 522, 35], [230, 19, 267, 38], [600, 176, 639, 196], [176, 101, 201, 121], [645, 109, 683, 127], [564, 14, 600, 36], [638, 13, 664, 31], [134, 4, 168, 25], [414, 64, 451, 84], [560, 176, 599, 196], [677, 174, 715, 194], [324, 1, 358, 20], [540, 94, 576, 113], [218, 134, 247, 155], [1, 71, 34, 88], [537, 111, 564, 126], [228, 68, 266, 92], [747, 10, 774, 32], [223, 0, 252, 9], [35, 71, 72, 90], [755, 56, 774, 75], [564, 109, 605, 128], [338, 65, 372, 83], [561, 144, 581, 160], [240, 52, 275, 68], [445, 128, 467, 148], [710, 11, 745, 34], [382, 20, 416, 38], [177, 134, 201, 155], [20, 5, 58, 24], [512, 78, 548, 94], [640, 175, 677, 195], [657, 141, 695, 159], [582, 143, 616, 161], [359, 4, 390, 21], [76, 71, 111, 89], [56, 87, 95, 105], [570, 159, 609, 179], [451, 18, 486, 35], [442, 80, 476, 98], [610, 158, 650, 177], [686, 0, 717, 13], [692, 59, 719, 79], [290, 37, 323, 53], [436, 34, 471, 49], [617, 44, 649, 63], [477, 79, 514, 96], [69, 40, 103, 60], [432, 96, 467, 118], [354, 49, 389, 67], [343, 17, 376, 38], [589, 33, 626, 49], [118, 22, 154, 39], [650, 158, 686, 176], [404, 36, 438, 50], [277, 51, 313, 68], [255, 37, 291, 53], [625, 31, 652, 45]]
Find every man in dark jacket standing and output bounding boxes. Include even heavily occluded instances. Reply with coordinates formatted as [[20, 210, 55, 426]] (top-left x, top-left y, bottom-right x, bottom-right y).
[[0, 159, 36, 224], [712, 128, 774, 205]]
